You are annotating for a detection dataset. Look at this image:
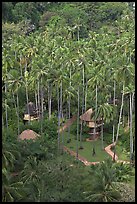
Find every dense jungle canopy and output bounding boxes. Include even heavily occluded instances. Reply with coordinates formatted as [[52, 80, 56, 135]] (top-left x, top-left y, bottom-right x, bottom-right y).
[[2, 2, 135, 202]]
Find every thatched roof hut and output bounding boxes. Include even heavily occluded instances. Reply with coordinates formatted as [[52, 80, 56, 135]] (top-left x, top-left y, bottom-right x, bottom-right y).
[[80, 108, 94, 122], [18, 129, 40, 140], [80, 108, 103, 128]]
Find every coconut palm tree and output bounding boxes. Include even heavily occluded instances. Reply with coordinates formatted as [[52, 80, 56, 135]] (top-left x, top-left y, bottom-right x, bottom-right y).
[[96, 103, 113, 150], [7, 71, 23, 135], [124, 84, 135, 163], [84, 159, 121, 202]]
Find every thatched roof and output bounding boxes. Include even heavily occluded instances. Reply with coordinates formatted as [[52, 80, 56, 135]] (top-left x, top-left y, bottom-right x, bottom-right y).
[[80, 108, 94, 122], [18, 129, 40, 140]]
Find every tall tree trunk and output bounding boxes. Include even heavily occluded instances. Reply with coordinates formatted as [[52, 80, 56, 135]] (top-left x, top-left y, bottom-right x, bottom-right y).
[[48, 83, 52, 120], [112, 80, 116, 143], [35, 90, 38, 117], [115, 83, 124, 144], [101, 120, 104, 150], [127, 104, 130, 128], [25, 63, 30, 123], [93, 85, 98, 137], [76, 87, 79, 160], [57, 84, 60, 152], [60, 81, 64, 154], [130, 92, 133, 162], [122, 109, 125, 127], [85, 76, 88, 113], [5, 81, 8, 132], [20, 55, 23, 80], [40, 77, 43, 134], [26, 83, 30, 122], [80, 65, 85, 149], [93, 84, 97, 153], [132, 92, 134, 111], [37, 80, 40, 120], [67, 67, 71, 142], [16, 88, 20, 135], [12, 90, 18, 134]]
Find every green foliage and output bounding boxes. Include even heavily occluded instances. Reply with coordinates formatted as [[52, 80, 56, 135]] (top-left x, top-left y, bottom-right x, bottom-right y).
[[2, 2, 14, 22], [39, 11, 57, 27], [12, 2, 40, 26], [113, 162, 134, 182], [2, 2, 135, 202]]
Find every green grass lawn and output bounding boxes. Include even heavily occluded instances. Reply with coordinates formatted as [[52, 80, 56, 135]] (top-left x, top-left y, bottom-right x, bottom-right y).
[[62, 130, 130, 162], [63, 132, 111, 162]]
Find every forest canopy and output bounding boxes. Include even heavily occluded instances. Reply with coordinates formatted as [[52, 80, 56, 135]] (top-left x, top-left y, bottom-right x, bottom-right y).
[[2, 2, 135, 202]]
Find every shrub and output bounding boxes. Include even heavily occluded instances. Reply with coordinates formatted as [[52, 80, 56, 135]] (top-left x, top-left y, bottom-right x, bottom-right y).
[[113, 162, 134, 182]]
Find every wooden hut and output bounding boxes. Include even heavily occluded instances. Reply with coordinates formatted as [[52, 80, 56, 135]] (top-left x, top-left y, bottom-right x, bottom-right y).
[[23, 102, 39, 122], [80, 108, 103, 139]]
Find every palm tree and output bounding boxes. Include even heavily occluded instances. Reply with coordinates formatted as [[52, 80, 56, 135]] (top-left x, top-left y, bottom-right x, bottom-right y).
[[97, 103, 113, 150], [84, 159, 121, 202], [7, 72, 23, 135], [124, 84, 135, 163]]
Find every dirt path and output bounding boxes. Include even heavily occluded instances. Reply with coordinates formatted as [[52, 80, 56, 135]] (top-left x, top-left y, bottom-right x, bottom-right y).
[[63, 146, 100, 166], [104, 142, 118, 161], [58, 115, 77, 133]]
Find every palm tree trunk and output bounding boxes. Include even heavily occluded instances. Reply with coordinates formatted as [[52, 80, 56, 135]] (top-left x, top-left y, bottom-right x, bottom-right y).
[[67, 96, 71, 142], [60, 80, 64, 154], [5, 81, 8, 131], [115, 83, 124, 144], [26, 84, 30, 122], [112, 80, 116, 143], [122, 109, 125, 127], [101, 121, 104, 150], [128, 104, 130, 128], [80, 65, 85, 148], [40, 77, 43, 134], [94, 84, 98, 137], [12, 90, 18, 134], [93, 84, 98, 152], [20, 55, 23, 79], [76, 86, 79, 160], [57, 84, 60, 152], [35, 90, 38, 116], [132, 92, 134, 111], [85, 76, 88, 113], [37, 80, 40, 120], [130, 92, 133, 162], [67, 67, 71, 142], [16, 89, 20, 135], [48, 83, 51, 120], [25, 63, 30, 123]]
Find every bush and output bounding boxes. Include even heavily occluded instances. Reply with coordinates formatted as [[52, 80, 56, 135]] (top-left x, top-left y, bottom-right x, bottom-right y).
[[113, 162, 134, 182]]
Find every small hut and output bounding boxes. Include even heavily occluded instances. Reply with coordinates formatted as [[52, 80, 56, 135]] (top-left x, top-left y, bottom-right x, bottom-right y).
[[80, 108, 103, 139], [23, 102, 39, 121], [18, 129, 40, 140]]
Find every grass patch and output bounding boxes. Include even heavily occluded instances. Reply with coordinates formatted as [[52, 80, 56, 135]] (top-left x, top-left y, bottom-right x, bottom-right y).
[[63, 132, 110, 162]]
